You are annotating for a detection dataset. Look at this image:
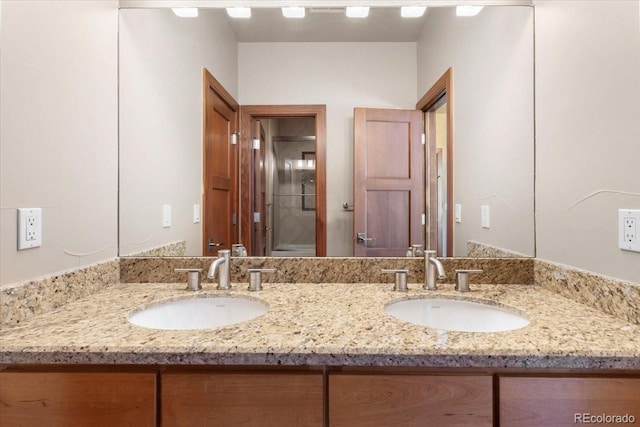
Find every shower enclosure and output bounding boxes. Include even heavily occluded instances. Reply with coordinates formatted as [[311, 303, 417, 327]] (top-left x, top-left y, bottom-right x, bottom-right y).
[[267, 125, 316, 257]]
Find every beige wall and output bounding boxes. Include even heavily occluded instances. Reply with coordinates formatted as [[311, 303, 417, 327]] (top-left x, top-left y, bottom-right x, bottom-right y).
[[238, 42, 417, 256], [118, 9, 238, 256], [0, 1, 119, 286], [534, 0, 640, 283], [417, 6, 535, 257]]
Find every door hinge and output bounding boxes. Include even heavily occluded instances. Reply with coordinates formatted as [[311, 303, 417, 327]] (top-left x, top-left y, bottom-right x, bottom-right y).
[[231, 133, 238, 145], [232, 213, 237, 225], [421, 133, 426, 145], [252, 139, 261, 150]]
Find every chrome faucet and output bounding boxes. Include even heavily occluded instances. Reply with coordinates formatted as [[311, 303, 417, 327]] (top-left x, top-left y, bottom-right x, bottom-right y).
[[424, 250, 445, 290], [207, 249, 231, 290]]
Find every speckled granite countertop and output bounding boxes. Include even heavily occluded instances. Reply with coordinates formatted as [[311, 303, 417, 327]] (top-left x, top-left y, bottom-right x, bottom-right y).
[[1, 282, 639, 369]]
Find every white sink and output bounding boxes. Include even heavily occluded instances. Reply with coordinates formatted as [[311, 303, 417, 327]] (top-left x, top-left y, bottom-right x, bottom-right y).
[[385, 298, 529, 332], [128, 296, 268, 330]]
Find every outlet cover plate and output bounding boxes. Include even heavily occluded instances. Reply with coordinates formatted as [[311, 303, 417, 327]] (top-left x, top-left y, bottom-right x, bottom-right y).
[[619, 209, 640, 252], [17, 208, 42, 250]]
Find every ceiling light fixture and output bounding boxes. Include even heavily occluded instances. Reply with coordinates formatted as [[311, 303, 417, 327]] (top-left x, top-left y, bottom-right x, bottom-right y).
[[456, 5, 484, 17], [282, 7, 306, 18], [226, 7, 251, 19], [172, 8, 198, 18], [346, 6, 370, 18], [400, 6, 427, 18]]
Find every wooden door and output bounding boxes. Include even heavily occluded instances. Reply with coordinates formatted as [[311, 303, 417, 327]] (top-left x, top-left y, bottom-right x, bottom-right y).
[[203, 69, 238, 255], [252, 120, 267, 256], [353, 108, 424, 256]]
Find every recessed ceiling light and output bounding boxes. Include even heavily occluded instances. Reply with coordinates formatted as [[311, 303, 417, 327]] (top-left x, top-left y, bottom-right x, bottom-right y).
[[172, 8, 198, 18], [226, 7, 251, 19], [282, 7, 306, 18], [346, 6, 369, 18], [456, 5, 484, 17], [400, 6, 427, 18]]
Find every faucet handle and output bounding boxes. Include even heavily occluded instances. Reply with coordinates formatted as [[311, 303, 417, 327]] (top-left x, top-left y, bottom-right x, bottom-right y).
[[175, 268, 203, 291], [382, 269, 410, 292], [454, 269, 483, 292], [247, 268, 277, 291]]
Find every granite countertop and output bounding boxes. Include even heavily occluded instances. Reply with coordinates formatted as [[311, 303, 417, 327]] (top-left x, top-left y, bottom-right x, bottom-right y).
[[1, 282, 639, 369]]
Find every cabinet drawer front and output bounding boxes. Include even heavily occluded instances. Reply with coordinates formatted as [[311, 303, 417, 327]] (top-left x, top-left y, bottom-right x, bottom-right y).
[[0, 372, 156, 427], [500, 377, 640, 427], [328, 374, 493, 427], [161, 372, 323, 427]]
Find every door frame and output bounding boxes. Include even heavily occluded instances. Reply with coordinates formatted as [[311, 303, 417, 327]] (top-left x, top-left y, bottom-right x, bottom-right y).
[[239, 105, 327, 257], [417, 67, 454, 257], [202, 68, 239, 255]]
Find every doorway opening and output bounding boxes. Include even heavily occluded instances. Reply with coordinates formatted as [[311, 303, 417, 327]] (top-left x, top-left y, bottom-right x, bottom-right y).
[[239, 105, 327, 256], [253, 118, 317, 257], [417, 67, 454, 257]]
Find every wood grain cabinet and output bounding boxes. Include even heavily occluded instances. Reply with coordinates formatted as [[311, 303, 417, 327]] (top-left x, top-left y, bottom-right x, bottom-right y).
[[328, 374, 493, 427], [499, 376, 640, 427], [161, 372, 324, 427], [0, 372, 156, 427]]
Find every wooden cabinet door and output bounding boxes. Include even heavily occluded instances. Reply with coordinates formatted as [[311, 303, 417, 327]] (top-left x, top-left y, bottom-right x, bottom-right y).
[[328, 374, 492, 427], [161, 372, 323, 426], [499, 376, 640, 427], [0, 372, 156, 427]]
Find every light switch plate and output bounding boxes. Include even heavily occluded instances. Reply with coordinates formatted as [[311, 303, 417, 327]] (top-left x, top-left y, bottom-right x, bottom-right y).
[[619, 209, 640, 252], [481, 205, 490, 229], [163, 204, 172, 228], [17, 208, 42, 250], [455, 204, 462, 223], [193, 204, 201, 224]]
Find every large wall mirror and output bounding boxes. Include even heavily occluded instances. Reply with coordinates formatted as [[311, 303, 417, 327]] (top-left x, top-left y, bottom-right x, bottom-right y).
[[119, 3, 534, 258]]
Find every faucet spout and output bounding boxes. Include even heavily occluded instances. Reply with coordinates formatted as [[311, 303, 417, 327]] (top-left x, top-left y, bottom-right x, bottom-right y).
[[207, 256, 226, 279], [424, 250, 445, 290], [207, 249, 231, 290]]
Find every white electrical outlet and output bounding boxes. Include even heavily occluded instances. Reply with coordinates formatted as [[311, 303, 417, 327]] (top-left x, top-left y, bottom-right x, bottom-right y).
[[481, 205, 490, 229], [17, 208, 42, 250], [619, 209, 640, 252]]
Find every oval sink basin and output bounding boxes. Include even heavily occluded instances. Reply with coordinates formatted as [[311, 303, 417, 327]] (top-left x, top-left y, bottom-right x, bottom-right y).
[[128, 297, 268, 330], [385, 298, 529, 332]]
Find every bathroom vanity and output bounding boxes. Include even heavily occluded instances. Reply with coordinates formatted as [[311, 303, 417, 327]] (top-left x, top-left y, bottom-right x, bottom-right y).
[[1, 281, 639, 426]]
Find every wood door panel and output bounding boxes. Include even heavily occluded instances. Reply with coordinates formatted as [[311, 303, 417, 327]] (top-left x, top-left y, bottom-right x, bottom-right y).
[[0, 372, 156, 427], [207, 110, 230, 178], [207, 189, 231, 249], [161, 372, 323, 427], [365, 190, 409, 255], [499, 377, 640, 427], [365, 121, 411, 179], [329, 374, 493, 427]]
